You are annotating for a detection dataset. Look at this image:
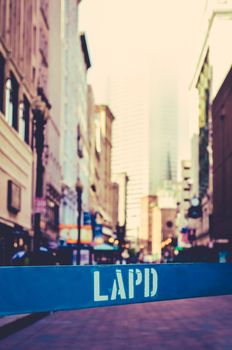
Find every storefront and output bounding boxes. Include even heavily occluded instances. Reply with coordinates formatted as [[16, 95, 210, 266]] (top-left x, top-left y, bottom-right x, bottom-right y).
[[93, 243, 119, 264], [0, 113, 33, 265], [0, 220, 31, 265]]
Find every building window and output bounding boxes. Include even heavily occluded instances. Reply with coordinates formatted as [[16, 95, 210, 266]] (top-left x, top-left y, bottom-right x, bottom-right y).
[[77, 123, 83, 158], [18, 96, 30, 143], [33, 26, 37, 54], [40, 0, 49, 28], [7, 180, 21, 213], [5, 73, 19, 130], [24, 96, 30, 144], [0, 54, 4, 113], [47, 199, 59, 230], [5, 79, 13, 125], [18, 102, 24, 140]]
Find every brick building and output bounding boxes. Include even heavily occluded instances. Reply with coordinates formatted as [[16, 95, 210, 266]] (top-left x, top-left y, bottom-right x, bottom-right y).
[[211, 66, 232, 248]]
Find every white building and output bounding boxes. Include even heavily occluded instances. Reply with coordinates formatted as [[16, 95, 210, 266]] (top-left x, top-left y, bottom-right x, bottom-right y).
[[112, 172, 128, 228], [191, 0, 232, 101], [109, 67, 178, 242], [60, 0, 81, 228], [46, 0, 62, 241], [59, 1, 91, 243], [77, 33, 91, 211], [149, 68, 178, 194], [110, 73, 150, 242]]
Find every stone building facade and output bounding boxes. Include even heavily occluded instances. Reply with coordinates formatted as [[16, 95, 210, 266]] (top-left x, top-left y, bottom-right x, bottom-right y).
[[0, 0, 50, 263]]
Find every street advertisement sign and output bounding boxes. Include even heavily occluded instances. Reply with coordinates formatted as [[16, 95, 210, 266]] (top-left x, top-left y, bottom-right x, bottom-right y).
[[83, 211, 92, 225], [59, 224, 93, 244], [0, 263, 232, 316], [34, 197, 46, 214], [92, 212, 104, 245]]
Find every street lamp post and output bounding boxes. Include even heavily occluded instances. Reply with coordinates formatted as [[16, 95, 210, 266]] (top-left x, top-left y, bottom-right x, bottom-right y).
[[76, 178, 83, 265], [32, 99, 47, 254]]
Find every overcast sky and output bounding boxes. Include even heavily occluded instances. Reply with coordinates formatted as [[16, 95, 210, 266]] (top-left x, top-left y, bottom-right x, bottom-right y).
[[79, 0, 207, 162]]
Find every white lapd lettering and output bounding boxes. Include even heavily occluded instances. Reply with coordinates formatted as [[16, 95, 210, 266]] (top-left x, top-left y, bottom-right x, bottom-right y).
[[94, 271, 109, 301], [150, 268, 158, 297], [135, 269, 142, 286], [144, 268, 150, 297], [93, 268, 158, 302], [128, 269, 134, 299], [111, 270, 126, 300]]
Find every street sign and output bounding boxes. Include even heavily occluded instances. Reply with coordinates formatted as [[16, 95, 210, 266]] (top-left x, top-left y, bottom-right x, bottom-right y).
[[83, 211, 92, 225], [34, 197, 46, 214], [59, 224, 92, 244], [0, 263, 232, 316]]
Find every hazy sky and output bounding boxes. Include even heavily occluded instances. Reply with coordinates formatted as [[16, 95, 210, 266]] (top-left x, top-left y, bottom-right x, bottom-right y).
[[79, 0, 207, 162]]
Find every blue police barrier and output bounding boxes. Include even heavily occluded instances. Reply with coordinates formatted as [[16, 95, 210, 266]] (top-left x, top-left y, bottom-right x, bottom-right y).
[[0, 263, 232, 316]]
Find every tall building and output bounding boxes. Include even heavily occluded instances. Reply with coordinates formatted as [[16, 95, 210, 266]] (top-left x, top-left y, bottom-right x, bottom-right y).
[[139, 195, 158, 254], [191, 134, 199, 198], [60, 0, 81, 230], [149, 69, 178, 194], [45, 0, 62, 244], [87, 85, 97, 211], [88, 92, 119, 241], [211, 67, 232, 245], [190, 0, 232, 247], [59, 1, 91, 246], [109, 73, 150, 242], [110, 68, 178, 243], [112, 172, 128, 229], [0, 0, 50, 263], [93, 105, 116, 233], [77, 33, 91, 211]]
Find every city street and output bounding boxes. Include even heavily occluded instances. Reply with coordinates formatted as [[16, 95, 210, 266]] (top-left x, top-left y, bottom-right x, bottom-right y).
[[0, 295, 232, 350]]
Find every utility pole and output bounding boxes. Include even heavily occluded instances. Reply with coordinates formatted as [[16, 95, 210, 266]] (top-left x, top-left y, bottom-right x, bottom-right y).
[[76, 178, 83, 265], [32, 99, 47, 253]]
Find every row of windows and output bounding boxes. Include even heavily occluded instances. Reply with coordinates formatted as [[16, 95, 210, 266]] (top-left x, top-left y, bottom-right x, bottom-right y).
[[0, 54, 30, 144]]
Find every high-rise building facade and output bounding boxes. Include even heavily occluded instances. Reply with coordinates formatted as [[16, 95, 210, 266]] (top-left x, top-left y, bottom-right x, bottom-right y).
[[149, 69, 178, 194], [0, 0, 51, 263], [112, 172, 128, 229], [60, 0, 81, 229], [45, 0, 62, 244], [110, 73, 150, 242], [139, 195, 158, 254], [110, 68, 178, 242], [93, 105, 116, 231], [211, 66, 232, 242], [59, 1, 91, 236], [190, 0, 232, 246], [77, 33, 91, 211]]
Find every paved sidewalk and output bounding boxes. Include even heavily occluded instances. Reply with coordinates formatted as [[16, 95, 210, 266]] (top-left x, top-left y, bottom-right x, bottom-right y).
[[0, 295, 232, 350], [0, 314, 30, 328], [0, 313, 49, 340]]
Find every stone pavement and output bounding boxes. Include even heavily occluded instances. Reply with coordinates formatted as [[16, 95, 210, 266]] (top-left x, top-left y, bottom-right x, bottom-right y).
[[0, 312, 49, 341], [0, 314, 30, 328], [0, 295, 232, 350]]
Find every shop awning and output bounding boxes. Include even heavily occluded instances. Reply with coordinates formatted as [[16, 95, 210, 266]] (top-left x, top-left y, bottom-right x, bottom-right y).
[[93, 243, 118, 251]]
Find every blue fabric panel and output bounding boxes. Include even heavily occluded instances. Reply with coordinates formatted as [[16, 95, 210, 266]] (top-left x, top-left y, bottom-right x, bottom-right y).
[[0, 263, 231, 316]]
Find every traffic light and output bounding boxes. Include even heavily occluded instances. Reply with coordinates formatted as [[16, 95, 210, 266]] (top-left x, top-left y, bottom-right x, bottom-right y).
[[116, 225, 125, 245], [171, 237, 178, 247], [188, 197, 202, 219], [188, 205, 202, 219]]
